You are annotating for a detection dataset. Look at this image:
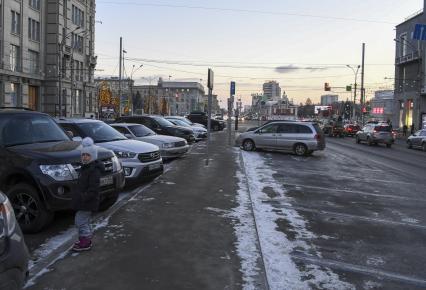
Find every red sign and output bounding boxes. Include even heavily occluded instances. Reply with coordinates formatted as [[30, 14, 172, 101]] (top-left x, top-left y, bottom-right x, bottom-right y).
[[372, 107, 384, 114]]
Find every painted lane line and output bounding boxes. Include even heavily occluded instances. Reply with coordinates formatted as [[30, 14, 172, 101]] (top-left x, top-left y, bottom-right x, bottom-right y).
[[281, 170, 420, 186], [282, 183, 426, 202], [291, 252, 426, 287], [263, 201, 426, 230]]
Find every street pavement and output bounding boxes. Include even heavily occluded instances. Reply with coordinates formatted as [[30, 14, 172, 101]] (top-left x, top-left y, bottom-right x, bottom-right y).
[[24, 121, 426, 290]]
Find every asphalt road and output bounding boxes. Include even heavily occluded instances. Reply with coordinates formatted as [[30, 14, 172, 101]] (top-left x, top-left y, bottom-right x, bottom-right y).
[[243, 132, 426, 289]]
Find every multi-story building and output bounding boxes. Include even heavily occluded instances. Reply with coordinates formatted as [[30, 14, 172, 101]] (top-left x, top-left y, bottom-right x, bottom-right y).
[[394, 1, 426, 130], [370, 90, 394, 122], [0, 0, 97, 117], [263, 81, 281, 100], [133, 78, 205, 116], [321, 94, 339, 106]]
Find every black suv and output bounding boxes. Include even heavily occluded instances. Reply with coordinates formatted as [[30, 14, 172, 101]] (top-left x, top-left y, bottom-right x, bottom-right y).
[[0, 191, 29, 289], [186, 111, 226, 131], [115, 115, 196, 143], [0, 109, 125, 233]]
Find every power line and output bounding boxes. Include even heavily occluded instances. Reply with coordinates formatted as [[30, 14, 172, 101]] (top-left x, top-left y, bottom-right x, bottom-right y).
[[97, 1, 397, 24]]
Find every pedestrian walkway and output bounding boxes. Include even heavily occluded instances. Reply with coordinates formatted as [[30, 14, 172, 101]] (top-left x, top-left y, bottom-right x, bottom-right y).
[[28, 131, 249, 290]]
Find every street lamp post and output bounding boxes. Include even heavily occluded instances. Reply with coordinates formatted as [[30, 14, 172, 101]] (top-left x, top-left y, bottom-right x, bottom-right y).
[[346, 64, 361, 121], [129, 64, 143, 116]]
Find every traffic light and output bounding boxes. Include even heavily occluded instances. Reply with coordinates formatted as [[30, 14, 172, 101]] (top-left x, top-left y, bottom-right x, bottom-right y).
[[324, 83, 331, 91]]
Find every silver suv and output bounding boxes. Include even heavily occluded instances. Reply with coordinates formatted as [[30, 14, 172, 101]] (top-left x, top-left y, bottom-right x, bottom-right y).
[[356, 124, 394, 148], [58, 119, 164, 182], [236, 121, 325, 156], [407, 129, 426, 151]]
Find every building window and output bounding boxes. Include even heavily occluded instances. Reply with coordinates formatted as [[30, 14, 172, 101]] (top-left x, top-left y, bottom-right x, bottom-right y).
[[11, 11, 20, 35], [72, 5, 84, 28], [10, 83, 20, 106], [400, 33, 407, 56], [10, 45, 20, 71], [28, 50, 39, 74], [29, 0, 41, 10], [74, 90, 82, 114], [71, 33, 83, 53], [28, 18, 40, 41]]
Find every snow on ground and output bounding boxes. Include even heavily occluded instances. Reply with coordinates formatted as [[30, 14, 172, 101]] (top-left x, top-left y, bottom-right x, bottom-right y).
[[236, 150, 354, 290], [228, 164, 262, 290]]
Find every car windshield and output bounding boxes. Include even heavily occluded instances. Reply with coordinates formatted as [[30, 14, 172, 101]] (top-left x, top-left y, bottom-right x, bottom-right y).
[[78, 122, 128, 143], [169, 119, 190, 127], [375, 126, 391, 132], [129, 125, 156, 137], [0, 114, 69, 147], [153, 117, 175, 127]]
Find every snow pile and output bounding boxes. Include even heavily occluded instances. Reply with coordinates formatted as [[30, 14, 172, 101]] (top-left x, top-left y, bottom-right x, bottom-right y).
[[236, 151, 354, 290]]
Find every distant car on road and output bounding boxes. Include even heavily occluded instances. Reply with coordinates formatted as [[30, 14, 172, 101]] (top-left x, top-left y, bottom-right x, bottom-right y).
[[0, 191, 29, 290], [236, 121, 325, 156], [407, 130, 426, 151], [57, 119, 164, 182], [343, 124, 360, 137], [187, 111, 226, 131], [356, 124, 394, 148], [111, 123, 189, 159]]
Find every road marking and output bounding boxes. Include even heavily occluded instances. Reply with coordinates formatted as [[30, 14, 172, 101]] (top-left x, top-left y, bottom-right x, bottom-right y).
[[281, 170, 416, 185], [263, 201, 426, 230], [282, 183, 426, 202], [291, 252, 426, 287]]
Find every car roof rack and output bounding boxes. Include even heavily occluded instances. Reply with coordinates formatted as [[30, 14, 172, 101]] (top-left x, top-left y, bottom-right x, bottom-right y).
[[0, 107, 34, 111]]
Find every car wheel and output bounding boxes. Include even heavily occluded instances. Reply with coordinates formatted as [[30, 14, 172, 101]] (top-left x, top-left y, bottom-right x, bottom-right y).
[[242, 139, 256, 151], [294, 143, 308, 156], [7, 183, 53, 233], [356, 136, 361, 144], [407, 141, 413, 149], [386, 143, 392, 148], [98, 192, 119, 212], [423, 143, 426, 152]]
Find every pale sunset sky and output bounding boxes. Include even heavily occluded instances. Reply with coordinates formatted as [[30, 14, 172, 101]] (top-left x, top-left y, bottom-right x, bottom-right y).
[[94, 0, 423, 106]]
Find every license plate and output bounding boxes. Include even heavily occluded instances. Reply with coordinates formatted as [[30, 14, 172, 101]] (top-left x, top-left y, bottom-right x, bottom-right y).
[[100, 175, 114, 187], [149, 163, 161, 171]]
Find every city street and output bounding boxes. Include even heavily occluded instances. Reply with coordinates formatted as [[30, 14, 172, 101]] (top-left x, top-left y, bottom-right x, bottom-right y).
[[21, 122, 426, 290], [238, 132, 426, 289]]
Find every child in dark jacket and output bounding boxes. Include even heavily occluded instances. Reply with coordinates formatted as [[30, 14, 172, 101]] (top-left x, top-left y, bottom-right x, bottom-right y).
[[72, 137, 103, 252]]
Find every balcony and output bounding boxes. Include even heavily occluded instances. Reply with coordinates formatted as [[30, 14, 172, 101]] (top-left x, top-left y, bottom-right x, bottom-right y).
[[395, 51, 420, 65], [87, 55, 97, 66]]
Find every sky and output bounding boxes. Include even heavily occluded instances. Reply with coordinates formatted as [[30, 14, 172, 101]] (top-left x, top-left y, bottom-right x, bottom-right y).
[[94, 0, 423, 107]]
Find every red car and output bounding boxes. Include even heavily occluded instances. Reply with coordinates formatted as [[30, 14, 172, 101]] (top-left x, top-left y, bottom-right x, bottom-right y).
[[344, 124, 360, 136]]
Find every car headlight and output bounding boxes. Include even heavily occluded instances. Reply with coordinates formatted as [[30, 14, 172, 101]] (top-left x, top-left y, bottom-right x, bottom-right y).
[[112, 156, 122, 172], [0, 198, 16, 237], [40, 164, 76, 181], [114, 151, 137, 158], [162, 143, 174, 149]]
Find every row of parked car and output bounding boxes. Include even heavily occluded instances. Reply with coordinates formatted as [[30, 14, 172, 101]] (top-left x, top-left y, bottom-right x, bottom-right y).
[[0, 109, 226, 288]]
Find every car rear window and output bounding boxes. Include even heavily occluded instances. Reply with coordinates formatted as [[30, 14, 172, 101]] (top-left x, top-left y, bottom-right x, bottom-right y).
[[312, 124, 323, 134], [374, 126, 391, 132]]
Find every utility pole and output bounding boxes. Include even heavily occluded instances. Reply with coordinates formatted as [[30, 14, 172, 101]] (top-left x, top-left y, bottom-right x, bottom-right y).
[[206, 69, 214, 166], [118, 37, 123, 116], [360, 43, 366, 125]]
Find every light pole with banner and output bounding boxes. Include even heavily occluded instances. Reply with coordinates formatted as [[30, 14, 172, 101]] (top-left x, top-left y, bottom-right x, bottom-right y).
[[206, 68, 214, 166], [228, 81, 236, 146], [346, 64, 360, 121]]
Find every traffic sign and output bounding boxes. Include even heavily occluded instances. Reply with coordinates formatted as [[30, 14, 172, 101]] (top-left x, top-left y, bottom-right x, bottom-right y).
[[207, 69, 214, 90]]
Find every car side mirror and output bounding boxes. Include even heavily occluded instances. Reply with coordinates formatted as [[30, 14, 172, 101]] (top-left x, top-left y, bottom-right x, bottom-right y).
[[72, 136, 83, 142]]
